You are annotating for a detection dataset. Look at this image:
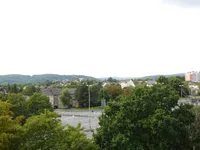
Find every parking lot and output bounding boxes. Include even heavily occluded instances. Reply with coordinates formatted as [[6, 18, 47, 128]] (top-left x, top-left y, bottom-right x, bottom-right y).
[[55, 109, 102, 138]]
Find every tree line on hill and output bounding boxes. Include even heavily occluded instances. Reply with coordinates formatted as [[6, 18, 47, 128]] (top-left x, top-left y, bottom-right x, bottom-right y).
[[0, 74, 95, 84]]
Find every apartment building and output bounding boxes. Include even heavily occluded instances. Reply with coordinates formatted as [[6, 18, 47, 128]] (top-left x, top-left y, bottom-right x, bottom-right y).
[[185, 71, 200, 82]]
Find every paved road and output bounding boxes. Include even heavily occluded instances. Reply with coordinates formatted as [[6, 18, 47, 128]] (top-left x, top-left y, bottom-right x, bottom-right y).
[[55, 109, 102, 138]]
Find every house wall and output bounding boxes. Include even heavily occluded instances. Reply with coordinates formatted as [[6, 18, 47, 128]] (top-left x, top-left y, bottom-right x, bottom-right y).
[[49, 96, 54, 106], [58, 97, 64, 108], [185, 73, 191, 81]]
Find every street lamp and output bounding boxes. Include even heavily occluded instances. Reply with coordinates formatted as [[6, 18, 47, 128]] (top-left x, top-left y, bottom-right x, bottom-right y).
[[102, 83, 106, 108], [87, 84, 92, 130], [73, 115, 75, 126], [179, 85, 183, 98]]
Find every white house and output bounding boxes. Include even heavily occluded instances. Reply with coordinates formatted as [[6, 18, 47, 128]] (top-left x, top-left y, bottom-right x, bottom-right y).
[[120, 80, 135, 89]]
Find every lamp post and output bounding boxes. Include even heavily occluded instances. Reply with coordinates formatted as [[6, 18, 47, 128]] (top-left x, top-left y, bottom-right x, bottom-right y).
[[179, 85, 183, 98], [102, 83, 106, 108], [73, 115, 75, 126], [87, 84, 91, 130]]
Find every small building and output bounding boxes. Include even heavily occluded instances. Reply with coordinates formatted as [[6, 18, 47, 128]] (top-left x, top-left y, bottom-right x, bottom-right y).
[[120, 80, 135, 89], [41, 88, 62, 108]]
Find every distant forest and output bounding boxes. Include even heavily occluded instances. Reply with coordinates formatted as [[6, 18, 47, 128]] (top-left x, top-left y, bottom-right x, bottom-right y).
[[0, 74, 95, 84]]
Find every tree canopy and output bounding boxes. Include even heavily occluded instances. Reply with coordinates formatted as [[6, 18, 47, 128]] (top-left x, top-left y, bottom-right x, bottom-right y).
[[59, 88, 72, 107], [157, 76, 189, 97], [28, 93, 53, 116], [0, 101, 23, 150], [94, 84, 195, 150], [22, 85, 37, 96], [0, 100, 99, 150]]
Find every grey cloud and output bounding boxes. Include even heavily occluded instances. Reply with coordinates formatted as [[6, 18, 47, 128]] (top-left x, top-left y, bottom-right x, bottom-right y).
[[163, 0, 200, 8]]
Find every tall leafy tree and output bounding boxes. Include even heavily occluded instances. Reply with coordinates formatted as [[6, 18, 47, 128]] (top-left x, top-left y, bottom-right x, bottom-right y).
[[23, 85, 37, 96], [94, 84, 194, 150], [7, 93, 28, 119], [28, 93, 53, 116], [9, 84, 18, 93], [0, 101, 23, 150], [190, 106, 200, 150], [157, 76, 189, 97], [59, 88, 72, 107], [20, 110, 99, 150], [105, 84, 123, 100], [76, 84, 89, 108], [90, 82, 102, 107], [76, 82, 103, 107], [98, 84, 123, 104], [0, 93, 8, 101], [157, 76, 169, 84], [107, 77, 118, 83]]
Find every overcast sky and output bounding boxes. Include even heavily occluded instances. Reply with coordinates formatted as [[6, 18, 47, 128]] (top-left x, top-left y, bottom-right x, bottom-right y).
[[0, 0, 200, 78]]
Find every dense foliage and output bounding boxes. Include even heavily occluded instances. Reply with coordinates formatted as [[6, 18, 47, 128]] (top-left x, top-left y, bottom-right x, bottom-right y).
[[28, 93, 53, 116], [0, 93, 98, 150], [157, 76, 189, 97], [59, 88, 72, 106], [94, 84, 196, 150], [75, 83, 102, 107]]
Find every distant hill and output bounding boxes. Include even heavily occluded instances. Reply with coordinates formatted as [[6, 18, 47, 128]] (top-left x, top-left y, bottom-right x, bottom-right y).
[[98, 73, 185, 80], [140, 73, 185, 79], [0, 74, 96, 84]]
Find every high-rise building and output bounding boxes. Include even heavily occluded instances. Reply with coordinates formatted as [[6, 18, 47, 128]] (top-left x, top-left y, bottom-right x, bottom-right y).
[[185, 71, 200, 82]]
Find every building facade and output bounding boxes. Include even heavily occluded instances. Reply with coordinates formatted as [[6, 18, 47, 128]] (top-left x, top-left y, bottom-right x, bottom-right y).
[[41, 88, 63, 108], [185, 71, 200, 82], [120, 80, 135, 89]]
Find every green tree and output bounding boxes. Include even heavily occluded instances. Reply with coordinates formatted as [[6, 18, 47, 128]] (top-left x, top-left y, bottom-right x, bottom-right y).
[[98, 84, 123, 104], [157, 76, 168, 84], [90, 82, 102, 107], [168, 76, 189, 97], [56, 124, 99, 150], [20, 110, 99, 150], [0, 101, 23, 150], [98, 88, 110, 103], [0, 93, 8, 101], [76, 83, 103, 107], [9, 84, 18, 93], [122, 86, 133, 96], [190, 106, 200, 150], [105, 84, 123, 100], [20, 110, 62, 150], [157, 76, 189, 97], [7, 93, 28, 119], [94, 84, 194, 150], [28, 93, 53, 116], [59, 88, 72, 107], [107, 77, 118, 83], [23, 85, 37, 96], [76, 84, 89, 108]]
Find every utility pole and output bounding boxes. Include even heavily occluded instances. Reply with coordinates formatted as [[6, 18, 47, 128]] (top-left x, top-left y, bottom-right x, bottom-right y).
[[88, 85, 91, 130], [179, 85, 183, 97], [102, 83, 106, 108]]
